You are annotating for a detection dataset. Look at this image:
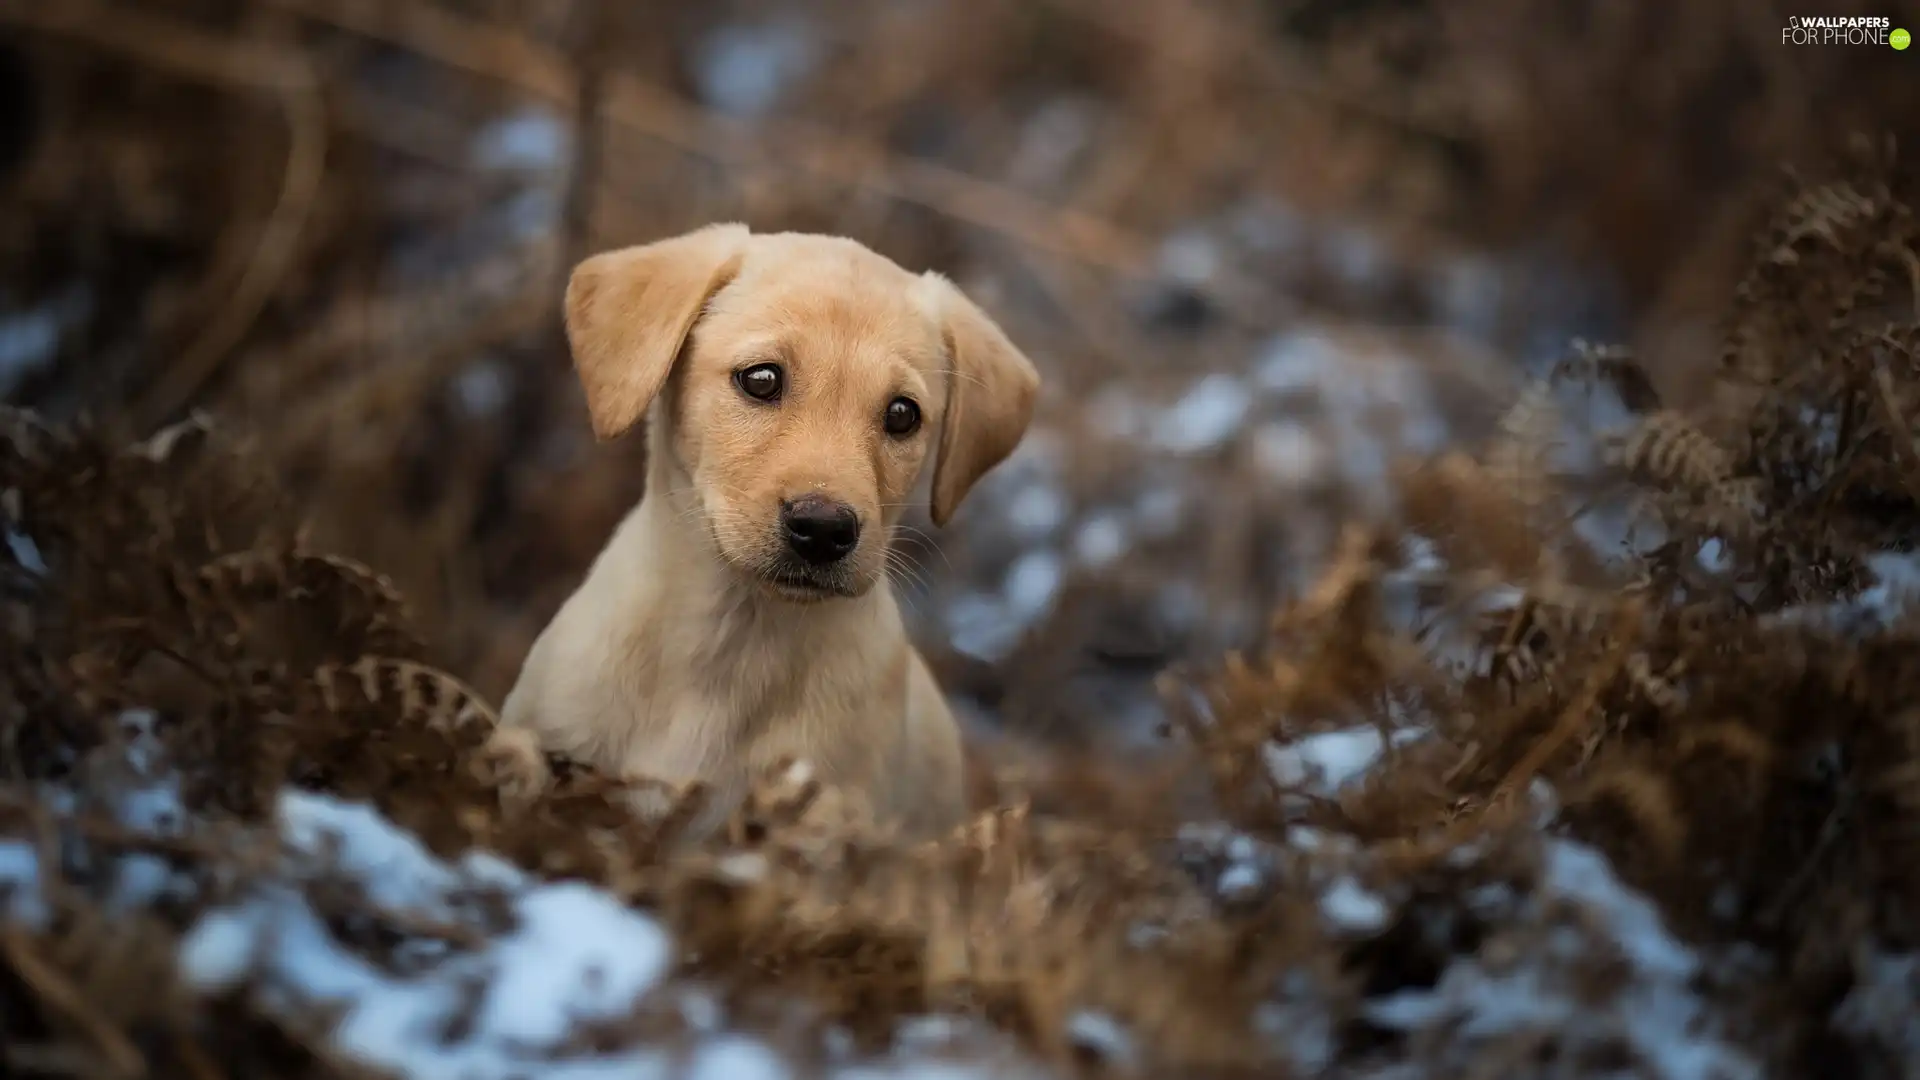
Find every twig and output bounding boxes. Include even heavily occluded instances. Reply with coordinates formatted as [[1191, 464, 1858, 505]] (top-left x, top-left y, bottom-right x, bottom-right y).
[[230, 241, 551, 403], [1009, 247, 1152, 377], [1041, 0, 1475, 144], [0, 1, 309, 91], [0, 928, 148, 1078], [1494, 598, 1642, 801], [1867, 347, 1920, 505], [6, 1042, 115, 1076], [173, 1035, 228, 1080], [558, 0, 617, 277], [260, 0, 1147, 269], [1489, 593, 1539, 681], [1441, 739, 1479, 784], [262, 0, 1327, 332], [274, 279, 550, 450], [0, 2, 331, 428], [139, 61, 329, 429], [1756, 787, 1852, 930]]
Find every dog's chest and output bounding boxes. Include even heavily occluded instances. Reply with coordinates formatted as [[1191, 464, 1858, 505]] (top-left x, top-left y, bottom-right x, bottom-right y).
[[616, 595, 877, 781]]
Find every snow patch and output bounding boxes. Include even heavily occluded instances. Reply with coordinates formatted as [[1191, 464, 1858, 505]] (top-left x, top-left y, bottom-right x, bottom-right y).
[[1321, 222, 1386, 293], [1131, 485, 1186, 539], [1832, 950, 1920, 1062], [944, 592, 1020, 661], [1321, 877, 1391, 934], [1003, 549, 1063, 624], [180, 792, 677, 1080], [454, 360, 511, 418], [470, 105, 569, 172], [1071, 512, 1129, 569], [0, 285, 91, 396], [6, 523, 45, 575], [1248, 421, 1324, 486], [1158, 228, 1223, 286], [0, 840, 46, 928], [1065, 1011, 1135, 1068], [694, 21, 818, 120], [687, 1036, 791, 1080], [1264, 726, 1424, 796], [1433, 253, 1505, 339], [1004, 482, 1069, 541], [1253, 329, 1340, 398], [1364, 836, 1759, 1080], [1152, 374, 1250, 454]]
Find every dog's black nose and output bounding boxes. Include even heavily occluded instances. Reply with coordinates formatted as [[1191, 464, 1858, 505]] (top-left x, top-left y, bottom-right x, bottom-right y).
[[780, 496, 861, 565]]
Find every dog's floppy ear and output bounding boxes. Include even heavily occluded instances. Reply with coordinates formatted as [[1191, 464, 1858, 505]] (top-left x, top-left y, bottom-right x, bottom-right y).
[[564, 222, 750, 441], [920, 273, 1041, 527]]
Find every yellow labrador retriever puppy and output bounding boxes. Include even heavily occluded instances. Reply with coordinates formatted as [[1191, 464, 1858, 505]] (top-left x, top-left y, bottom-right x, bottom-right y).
[[488, 223, 1039, 841]]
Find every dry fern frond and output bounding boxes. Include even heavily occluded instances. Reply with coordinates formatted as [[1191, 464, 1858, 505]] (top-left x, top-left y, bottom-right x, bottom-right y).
[[1861, 706, 1920, 903], [1561, 763, 1688, 868], [197, 549, 421, 659], [310, 656, 496, 737], [1483, 376, 1563, 517], [1604, 410, 1740, 494]]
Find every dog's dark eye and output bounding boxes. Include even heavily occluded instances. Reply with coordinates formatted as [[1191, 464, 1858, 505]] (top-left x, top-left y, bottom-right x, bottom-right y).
[[883, 397, 921, 437], [734, 363, 783, 402]]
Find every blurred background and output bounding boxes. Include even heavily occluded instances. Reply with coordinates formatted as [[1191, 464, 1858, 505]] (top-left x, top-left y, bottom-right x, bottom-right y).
[[1, 0, 1915, 755]]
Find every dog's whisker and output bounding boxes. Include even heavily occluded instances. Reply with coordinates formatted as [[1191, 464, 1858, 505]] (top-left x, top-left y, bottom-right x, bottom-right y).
[[883, 550, 934, 597], [889, 525, 954, 573], [942, 367, 994, 393]]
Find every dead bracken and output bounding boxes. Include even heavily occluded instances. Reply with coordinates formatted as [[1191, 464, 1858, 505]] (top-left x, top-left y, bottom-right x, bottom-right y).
[[2, 1, 1919, 1077], [0, 148, 1914, 1077]]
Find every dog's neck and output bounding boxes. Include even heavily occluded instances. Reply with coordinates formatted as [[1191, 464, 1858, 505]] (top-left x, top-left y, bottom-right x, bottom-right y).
[[573, 419, 911, 761]]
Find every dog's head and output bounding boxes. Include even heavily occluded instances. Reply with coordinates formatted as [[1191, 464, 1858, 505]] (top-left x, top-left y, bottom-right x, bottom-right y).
[[563, 223, 1040, 602]]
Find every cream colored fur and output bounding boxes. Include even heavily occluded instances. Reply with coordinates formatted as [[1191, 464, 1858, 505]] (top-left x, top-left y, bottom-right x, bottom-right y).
[[486, 224, 1040, 842]]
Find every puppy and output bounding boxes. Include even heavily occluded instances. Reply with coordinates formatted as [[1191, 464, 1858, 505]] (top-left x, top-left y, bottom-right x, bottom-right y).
[[489, 223, 1040, 842]]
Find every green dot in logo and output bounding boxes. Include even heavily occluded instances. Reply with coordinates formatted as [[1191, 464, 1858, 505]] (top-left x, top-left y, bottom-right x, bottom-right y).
[[1895, 27, 1912, 49]]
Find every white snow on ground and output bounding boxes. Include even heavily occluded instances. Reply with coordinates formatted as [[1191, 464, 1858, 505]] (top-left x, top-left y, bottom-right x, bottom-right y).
[[1264, 725, 1427, 796], [1070, 511, 1129, 568], [1064, 1011, 1136, 1069], [1004, 482, 1069, 541], [693, 20, 819, 120], [0, 840, 45, 927], [943, 591, 1022, 660], [1252, 329, 1344, 398], [683, 1036, 792, 1080], [1002, 549, 1063, 624], [453, 359, 512, 418], [1431, 253, 1505, 340], [1247, 420, 1325, 487], [1152, 373, 1251, 454], [0, 726, 1854, 1080], [1760, 548, 1920, 639], [469, 104, 569, 173], [181, 791, 679, 1080], [1156, 227, 1225, 288], [3, 522, 44, 575], [1320, 876, 1391, 934], [1832, 950, 1920, 1063], [0, 780, 1053, 1080], [1365, 837, 1762, 1080], [0, 284, 92, 398], [1861, 549, 1920, 617], [1168, 803, 1761, 1078], [921, 314, 1510, 667]]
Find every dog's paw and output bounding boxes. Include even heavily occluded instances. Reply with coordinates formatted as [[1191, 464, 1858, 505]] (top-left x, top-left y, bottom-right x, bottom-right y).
[[477, 727, 553, 805], [618, 779, 679, 822]]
